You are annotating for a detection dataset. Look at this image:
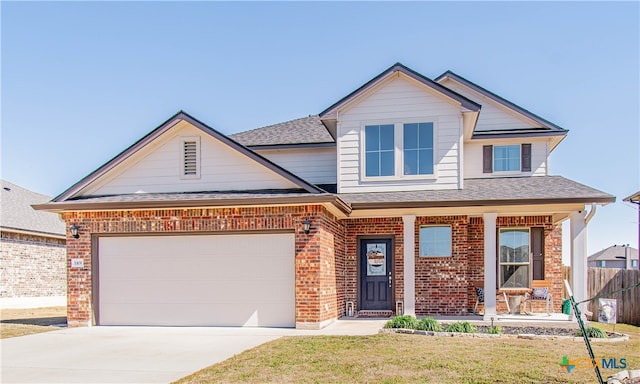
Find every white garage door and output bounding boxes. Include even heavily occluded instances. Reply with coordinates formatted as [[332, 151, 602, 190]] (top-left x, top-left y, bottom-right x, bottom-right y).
[[98, 233, 295, 327]]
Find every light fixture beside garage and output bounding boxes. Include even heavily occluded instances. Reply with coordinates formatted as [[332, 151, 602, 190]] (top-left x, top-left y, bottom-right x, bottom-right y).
[[302, 219, 311, 235], [70, 224, 80, 239]]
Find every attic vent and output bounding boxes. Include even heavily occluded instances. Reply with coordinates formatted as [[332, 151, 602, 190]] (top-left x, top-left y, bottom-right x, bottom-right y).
[[181, 137, 200, 179]]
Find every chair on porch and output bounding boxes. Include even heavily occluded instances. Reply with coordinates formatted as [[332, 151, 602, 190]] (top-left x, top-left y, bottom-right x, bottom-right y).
[[523, 280, 554, 315], [473, 281, 510, 315]]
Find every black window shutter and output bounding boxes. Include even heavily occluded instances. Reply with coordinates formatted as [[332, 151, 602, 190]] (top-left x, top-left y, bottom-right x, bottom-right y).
[[531, 227, 544, 280], [483, 145, 493, 173], [521, 143, 532, 172]]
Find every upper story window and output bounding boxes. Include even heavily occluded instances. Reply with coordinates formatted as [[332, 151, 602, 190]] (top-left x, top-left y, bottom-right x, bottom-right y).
[[364, 121, 435, 179], [403, 123, 434, 175], [494, 145, 520, 172], [483, 143, 532, 174], [365, 124, 395, 177]]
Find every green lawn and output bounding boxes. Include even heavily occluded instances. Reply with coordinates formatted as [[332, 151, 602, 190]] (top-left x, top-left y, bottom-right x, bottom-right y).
[[176, 323, 639, 384]]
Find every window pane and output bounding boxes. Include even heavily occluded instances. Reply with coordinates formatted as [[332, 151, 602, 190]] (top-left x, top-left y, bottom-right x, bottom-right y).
[[418, 149, 434, 174], [420, 226, 451, 257], [365, 125, 379, 151], [500, 265, 529, 288], [499, 229, 530, 263], [380, 151, 395, 176], [380, 125, 394, 151], [418, 123, 433, 148], [365, 152, 379, 177], [404, 123, 418, 150], [404, 150, 417, 175], [494, 145, 520, 172]]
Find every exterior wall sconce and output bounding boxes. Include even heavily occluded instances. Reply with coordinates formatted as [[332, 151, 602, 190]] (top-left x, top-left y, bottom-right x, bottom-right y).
[[70, 224, 80, 239], [302, 219, 311, 235]]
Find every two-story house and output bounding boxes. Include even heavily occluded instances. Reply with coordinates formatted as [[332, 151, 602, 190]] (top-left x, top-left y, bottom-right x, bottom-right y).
[[35, 63, 614, 329]]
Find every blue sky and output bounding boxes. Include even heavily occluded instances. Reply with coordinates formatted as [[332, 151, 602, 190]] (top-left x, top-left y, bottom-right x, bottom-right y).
[[1, 1, 638, 258]]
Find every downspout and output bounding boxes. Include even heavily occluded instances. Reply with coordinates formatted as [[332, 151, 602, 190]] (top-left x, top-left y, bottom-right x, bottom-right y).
[[585, 203, 597, 224]]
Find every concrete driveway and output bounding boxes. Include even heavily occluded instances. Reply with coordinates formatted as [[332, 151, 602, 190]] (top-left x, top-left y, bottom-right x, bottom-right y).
[[0, 320, 385, 384]]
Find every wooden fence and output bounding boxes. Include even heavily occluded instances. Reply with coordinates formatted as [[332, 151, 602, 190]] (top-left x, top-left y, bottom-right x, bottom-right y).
[[562, 266, 639, 325]]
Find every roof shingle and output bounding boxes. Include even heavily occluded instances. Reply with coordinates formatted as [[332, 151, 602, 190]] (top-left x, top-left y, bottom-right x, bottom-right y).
[[230, 115, 334, 147], [1, 180, 65, 237]]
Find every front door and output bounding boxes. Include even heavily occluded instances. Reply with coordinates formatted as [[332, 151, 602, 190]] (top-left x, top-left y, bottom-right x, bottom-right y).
[[360, 238, 393, 310]]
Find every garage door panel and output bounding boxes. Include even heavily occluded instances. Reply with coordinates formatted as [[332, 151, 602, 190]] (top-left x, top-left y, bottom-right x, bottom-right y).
[[98, 233, 295, 327]]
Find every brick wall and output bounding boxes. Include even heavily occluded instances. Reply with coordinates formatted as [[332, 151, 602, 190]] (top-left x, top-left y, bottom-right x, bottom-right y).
[[0, 231, 66, 298], [61, 205, 342, 327], [415, 216, 469, 316], [468, 216, 563, 314], [344, 218, 404, 312]]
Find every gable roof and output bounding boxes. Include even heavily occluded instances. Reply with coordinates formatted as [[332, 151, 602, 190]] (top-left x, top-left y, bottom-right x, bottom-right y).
[[1, 180, 65, 238], [624, 191, 640, 204], [588, 245, 638, 262], [435, 70, 569, 137], [51, 111, 326, 202], [319, 63, 481, 120], [230, 115, 334, 148]]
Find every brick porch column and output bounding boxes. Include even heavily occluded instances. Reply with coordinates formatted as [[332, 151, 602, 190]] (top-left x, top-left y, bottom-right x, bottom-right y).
[[403, 215, 416, 316], [483, 212, 497, 320]]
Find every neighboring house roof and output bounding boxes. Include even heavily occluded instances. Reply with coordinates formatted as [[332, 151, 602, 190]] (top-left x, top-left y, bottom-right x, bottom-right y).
[[338, 176, 615, 209], [624, 191, 640, 204], [230, 115, 334, 148], [319, 63, 481, 119], [587, 245, 639, 262], [51, 111, 326, 202], [434, 70, 569, 136], [0, 180, 65, 238]]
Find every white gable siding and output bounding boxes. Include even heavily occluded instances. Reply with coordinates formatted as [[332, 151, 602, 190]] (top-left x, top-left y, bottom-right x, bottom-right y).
[[464, 140, 549, 178], [440, 79, 538, 131], [83, 123, 299, 196], [255, 147, 337, 185], [337, 74, 463, 193]]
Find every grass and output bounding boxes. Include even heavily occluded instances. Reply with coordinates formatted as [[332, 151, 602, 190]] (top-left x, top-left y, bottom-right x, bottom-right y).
[[176, 322, 640, 384], [0, 306, 66, 339]]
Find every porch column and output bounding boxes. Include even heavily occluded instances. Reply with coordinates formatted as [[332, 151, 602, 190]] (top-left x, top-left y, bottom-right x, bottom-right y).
[[570, 210, 588, 318], [403, 215, 416, 316], [483, 212, 498, 320]]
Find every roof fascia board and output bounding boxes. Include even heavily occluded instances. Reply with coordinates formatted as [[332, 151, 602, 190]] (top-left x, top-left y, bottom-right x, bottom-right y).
[[471, 131, 568, 139], [348, 196, 615, 210], [33, 194, 352, 215], [248, 142, 336, 150], [0, 226, 66, 240], [436, 71, 568, 133], [53, 111, 325, 202], [319, 63, 480, 119]]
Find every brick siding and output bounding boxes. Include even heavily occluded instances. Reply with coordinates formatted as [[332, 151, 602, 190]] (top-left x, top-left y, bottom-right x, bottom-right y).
[[0, 231, 66, 298]]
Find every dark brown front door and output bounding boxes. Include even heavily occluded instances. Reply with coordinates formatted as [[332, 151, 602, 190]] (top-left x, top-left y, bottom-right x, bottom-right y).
[[360, 239, 393, 310]]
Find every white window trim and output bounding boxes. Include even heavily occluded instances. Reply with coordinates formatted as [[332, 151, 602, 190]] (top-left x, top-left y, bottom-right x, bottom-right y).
[[492, 144, 521, 174], [360, 118, 438, 182], [498, 227, 531, 289], [180, 136, 201, 180], [419, 225, 452, 257]]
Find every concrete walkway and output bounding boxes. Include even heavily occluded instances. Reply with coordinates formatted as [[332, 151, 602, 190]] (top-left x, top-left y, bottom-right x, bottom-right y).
[[0, 320, 386, 384]]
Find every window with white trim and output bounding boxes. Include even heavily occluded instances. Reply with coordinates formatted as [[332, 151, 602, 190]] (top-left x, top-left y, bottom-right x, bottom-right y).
[[364, 124, 395, 177], [498, 228, 530, 288], [403, 122, 434, 175], [494, 145, 520, 172], [419, 225, 452, 257], [363, 121, 435, 179], [181, 137, 200, 179]]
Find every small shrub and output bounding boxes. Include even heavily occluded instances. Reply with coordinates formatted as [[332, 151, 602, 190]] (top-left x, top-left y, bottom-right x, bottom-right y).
[[486, 326, 502, 335], [416, 317, 442, 332], [576, 326, 608, 339], [444, 321, 477, 333], [384, 315, 418, 329]]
